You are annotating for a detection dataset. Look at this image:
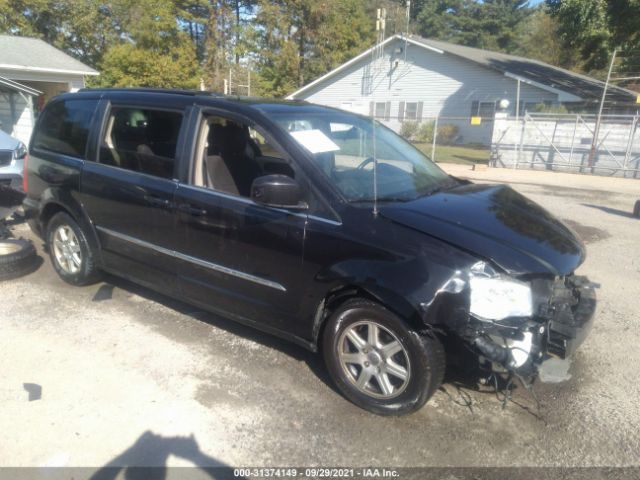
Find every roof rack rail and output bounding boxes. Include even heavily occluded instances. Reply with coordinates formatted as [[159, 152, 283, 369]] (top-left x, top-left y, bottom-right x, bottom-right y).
[[77, 87, 225, 97]]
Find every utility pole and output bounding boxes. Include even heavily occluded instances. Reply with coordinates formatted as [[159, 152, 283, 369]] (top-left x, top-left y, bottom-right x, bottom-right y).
[[589, 49, 617, 168], [238, 64, 251, 96]]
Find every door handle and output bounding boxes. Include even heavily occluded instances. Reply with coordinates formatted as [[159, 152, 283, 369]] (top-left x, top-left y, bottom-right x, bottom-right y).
[[144, 195, 173, 209], [178, 203, 208, 217]]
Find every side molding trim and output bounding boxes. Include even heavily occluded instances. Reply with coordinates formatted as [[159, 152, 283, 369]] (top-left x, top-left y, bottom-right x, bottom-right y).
[[96, 226, 287, 292]]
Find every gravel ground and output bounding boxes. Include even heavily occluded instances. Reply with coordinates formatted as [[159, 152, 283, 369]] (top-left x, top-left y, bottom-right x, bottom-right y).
[[0, 165, 639, 470]]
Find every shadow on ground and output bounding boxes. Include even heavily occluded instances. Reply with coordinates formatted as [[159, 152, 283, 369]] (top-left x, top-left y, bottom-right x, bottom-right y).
[[90, 431, 233, 480], [90, 273, 502, 409], [93, 273, 339, 396], [582, 203, 637, 219]]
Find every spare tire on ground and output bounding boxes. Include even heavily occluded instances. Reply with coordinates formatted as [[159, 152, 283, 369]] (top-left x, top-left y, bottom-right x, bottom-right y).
[[0, 238, 40, 281]]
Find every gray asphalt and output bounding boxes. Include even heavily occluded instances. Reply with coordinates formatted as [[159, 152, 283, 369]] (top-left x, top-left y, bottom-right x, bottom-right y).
[[1, 165, 639, 469]]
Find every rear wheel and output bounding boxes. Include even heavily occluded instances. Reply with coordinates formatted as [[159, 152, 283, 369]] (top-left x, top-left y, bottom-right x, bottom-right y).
[[47, 212, 101, 285], [323, 298, 445, 416]]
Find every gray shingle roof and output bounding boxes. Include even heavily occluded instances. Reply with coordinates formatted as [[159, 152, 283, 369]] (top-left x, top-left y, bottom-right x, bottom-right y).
[[408, 35, 637, 105], [0, 35, 98, 75]]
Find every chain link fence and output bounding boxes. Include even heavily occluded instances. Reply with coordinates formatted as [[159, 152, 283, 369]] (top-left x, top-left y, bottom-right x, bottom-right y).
[[377, 115, 491, 166]]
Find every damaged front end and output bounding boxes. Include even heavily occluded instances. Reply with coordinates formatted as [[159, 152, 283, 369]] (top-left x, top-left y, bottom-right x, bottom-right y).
[[426, 261, 597, 381]]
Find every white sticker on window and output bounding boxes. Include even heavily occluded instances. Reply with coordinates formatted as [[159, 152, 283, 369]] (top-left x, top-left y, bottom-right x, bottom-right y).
[[289, 129, 340, 154]]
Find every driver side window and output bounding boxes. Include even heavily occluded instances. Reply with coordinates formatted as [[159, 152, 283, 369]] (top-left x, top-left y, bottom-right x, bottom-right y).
[[192, 116, 294, 198]]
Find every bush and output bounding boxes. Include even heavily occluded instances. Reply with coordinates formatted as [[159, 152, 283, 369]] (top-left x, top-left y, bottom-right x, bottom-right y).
[[437, 124, 459, 145], [531, 103, 568, 114], [406, 121, 460, 145], [399, 121, 419, 140], [416, 121, 435, 143]]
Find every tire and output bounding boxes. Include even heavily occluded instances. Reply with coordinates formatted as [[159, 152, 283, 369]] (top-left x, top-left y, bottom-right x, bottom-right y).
[[46, 212, 101, 285], [0, 238, 39, 281], [633, 200, 640, 219], [323, 298, 445, 416]]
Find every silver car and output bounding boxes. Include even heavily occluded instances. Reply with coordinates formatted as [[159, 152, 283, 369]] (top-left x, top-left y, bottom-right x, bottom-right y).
[[0, 127, 27, 190]]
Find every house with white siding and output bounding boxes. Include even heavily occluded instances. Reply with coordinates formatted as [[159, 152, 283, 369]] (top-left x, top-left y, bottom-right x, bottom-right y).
[[0, 35, 98, 145], [287, 34, 638, 145]]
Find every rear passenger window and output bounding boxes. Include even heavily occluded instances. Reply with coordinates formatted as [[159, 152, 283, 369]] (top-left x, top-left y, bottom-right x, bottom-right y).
[[32, 99, 98, 158], [99, 107, 183, 179]]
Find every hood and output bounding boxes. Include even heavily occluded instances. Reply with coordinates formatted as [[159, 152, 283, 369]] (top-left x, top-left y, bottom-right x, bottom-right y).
[[380, 183, 585, 276], [0, 130, 20, 151]]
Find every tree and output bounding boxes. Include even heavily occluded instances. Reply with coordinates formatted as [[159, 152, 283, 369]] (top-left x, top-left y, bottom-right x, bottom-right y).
[[416, 0, 532, 52], [253, 0, 373, 97], [95, 0, 200, 89], [547, 0, 640, 76], [514, 6, 582, 70], [0, 0, 62, 44], [546, 0, 612, 72]]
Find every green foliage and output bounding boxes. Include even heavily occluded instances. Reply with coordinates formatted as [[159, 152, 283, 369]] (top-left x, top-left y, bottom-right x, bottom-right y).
[[399, 121, 420, 140], [4, 0, 632, 98], [413, 121, 459, 144], [437, 124, 459, 145], [94, 0, 200, 89], [513, 7, 582, 71], [96, 40, 200, 89], [416, 0, 532, 52], [253, 0, 373, 97], [546, 0, 640, 77], [546, 0, 612, 72], [531, 103, 569, 114], [416, 121, 435, 143]]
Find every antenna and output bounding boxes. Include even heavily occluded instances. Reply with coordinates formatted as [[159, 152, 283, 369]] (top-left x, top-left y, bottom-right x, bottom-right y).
[[588, 48, 617, 168], [371, 8, 386, 217], [404, 1, 410, 62]]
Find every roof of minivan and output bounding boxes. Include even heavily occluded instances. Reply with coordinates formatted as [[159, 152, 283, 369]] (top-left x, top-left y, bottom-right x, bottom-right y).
[[73, 88, 334, 112]]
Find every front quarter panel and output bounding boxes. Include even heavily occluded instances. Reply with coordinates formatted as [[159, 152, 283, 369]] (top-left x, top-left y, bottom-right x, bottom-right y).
[[299, 208, 480, 344]]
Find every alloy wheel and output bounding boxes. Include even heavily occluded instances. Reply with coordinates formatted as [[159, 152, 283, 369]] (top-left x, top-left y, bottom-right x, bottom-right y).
[[52, 225, 82, 274], [337, 320, 411, 399]]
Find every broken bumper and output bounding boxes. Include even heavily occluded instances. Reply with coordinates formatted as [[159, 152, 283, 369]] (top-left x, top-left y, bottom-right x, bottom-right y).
[[546, 276, 597, 359], [464, 275, 596, 376]]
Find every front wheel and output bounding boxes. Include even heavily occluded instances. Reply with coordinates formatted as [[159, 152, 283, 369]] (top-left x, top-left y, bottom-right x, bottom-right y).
[[47, 212, 101, 285], [323, 298, 445, 416]]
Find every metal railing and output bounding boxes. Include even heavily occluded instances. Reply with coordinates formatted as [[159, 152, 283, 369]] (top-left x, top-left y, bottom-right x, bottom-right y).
[[491, 112, 640, 177]]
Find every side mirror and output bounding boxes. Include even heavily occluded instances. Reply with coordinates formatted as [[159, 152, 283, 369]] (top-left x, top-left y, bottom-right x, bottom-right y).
[[15, 142, 27, 160], [251, 174, 308, 210]]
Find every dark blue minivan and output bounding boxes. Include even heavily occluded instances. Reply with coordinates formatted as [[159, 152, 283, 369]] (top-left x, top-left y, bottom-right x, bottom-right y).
[[23, 89, 596, 415]]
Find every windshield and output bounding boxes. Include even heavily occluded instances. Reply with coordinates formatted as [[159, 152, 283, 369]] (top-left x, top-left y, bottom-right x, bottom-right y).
[[269, 109, 453, 202]]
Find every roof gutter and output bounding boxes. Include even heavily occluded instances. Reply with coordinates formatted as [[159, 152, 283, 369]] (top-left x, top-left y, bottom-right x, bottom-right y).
[[0, 75, 42, 96], [0, 63, 99, 76], [504, 72, 582, 102]]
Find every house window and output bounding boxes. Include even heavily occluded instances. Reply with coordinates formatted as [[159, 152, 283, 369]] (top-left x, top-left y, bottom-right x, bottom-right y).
[[374, 102, 387, 119], [470, 101, 496, 119], [405, 102, 418, 120]]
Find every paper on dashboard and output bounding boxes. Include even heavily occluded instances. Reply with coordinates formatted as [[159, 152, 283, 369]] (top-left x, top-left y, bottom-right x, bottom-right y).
[[289, 129, 340, 154]]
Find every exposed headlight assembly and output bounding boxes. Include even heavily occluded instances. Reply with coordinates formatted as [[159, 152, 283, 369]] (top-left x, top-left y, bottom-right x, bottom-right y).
[[469, 261, 533, 321]]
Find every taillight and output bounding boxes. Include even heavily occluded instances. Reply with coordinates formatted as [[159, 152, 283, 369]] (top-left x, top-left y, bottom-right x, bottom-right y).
[[22, 153, 29, 192]]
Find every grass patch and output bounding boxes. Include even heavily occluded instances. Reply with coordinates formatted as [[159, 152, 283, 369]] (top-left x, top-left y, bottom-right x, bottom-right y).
[[414, 143, 490, 165]]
